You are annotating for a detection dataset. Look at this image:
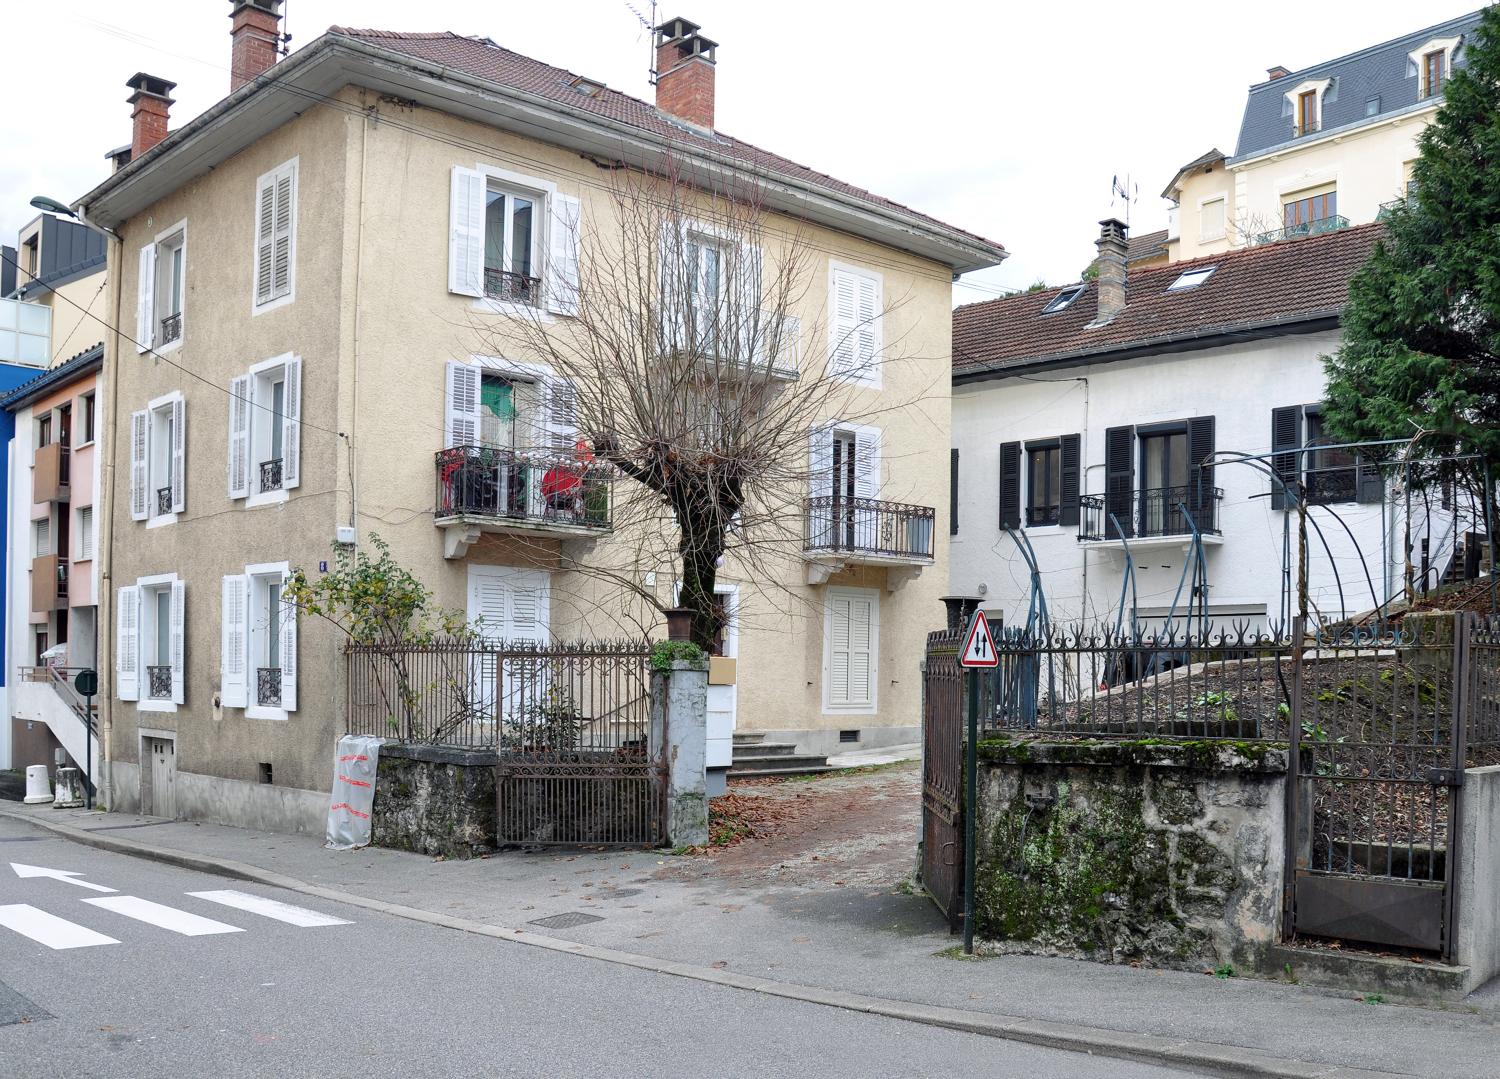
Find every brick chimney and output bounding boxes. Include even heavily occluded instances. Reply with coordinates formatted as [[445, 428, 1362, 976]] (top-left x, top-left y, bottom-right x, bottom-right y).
[[655, 16, 718, 130], [127, 73, 176, 160], [1266, 65, 1291, 80], [1089, 219, 1129, 327], [230, 0, 284, 91]]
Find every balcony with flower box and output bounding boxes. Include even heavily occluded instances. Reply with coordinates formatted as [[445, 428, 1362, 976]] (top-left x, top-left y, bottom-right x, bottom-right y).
[[435, 445, 613, 558]]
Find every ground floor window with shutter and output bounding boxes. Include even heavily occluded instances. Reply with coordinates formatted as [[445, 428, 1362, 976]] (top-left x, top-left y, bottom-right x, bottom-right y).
[[222, 562, 297, 720], [116, 573, 185, 711], [823, 586, 879, 715], [999, 434, 1080, 531], [229, 353, 301, 505]]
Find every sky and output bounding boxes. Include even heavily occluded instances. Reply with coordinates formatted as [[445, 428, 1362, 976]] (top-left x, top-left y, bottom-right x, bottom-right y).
[[1, 0, 1484, 305]]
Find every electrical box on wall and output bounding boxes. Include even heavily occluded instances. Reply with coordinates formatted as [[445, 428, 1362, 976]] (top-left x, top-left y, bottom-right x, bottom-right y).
[[335, 526, 356, 545]]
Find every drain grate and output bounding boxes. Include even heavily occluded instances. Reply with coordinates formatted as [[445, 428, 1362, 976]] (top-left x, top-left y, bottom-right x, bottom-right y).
[[604, 888, 643, 899], [528, 912, 605, 930]]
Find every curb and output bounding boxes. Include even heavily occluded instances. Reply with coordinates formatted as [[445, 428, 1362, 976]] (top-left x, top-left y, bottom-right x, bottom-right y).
[[0, 805, 1403, 1079]]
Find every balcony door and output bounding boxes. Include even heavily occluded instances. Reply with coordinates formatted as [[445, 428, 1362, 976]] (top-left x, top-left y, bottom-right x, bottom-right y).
[[811, 424, 880, 553], [467, 565, 551, 732], [1140, 430, 1189, 536]]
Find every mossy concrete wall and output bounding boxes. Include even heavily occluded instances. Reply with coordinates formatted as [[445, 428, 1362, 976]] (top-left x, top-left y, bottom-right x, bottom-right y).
[[974, 738, 1287, 971], [370, 744, 497, 859]]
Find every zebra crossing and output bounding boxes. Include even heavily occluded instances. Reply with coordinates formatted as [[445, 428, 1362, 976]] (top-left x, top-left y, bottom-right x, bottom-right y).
[[0, 886, 352, 950]]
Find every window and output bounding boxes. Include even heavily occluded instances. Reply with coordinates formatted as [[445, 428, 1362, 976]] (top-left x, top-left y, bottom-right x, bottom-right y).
[[449, 165, 580, 317], [77, 507, 93, 561], [1283, 189, 1338, 232], [21, 235, 38, 279], [1167, 267, 1216, 291], [823, 587, 879, 714], [1303, 410, 1357, 503], [254, 158, 297, 310], [221, 564, 297, 717], [1026, 442, 1061, 527], [81, 393, 96, 444], [128, 393, 185, 522], [156, 231, 184, 344], [484, 182, 541, 305], [1297, 90, 1319, 135], [115, 575, 184, 707], [1423, 50, 1445, 99], [1271, 404, 1372, 507], [135, 226, 186, 352], [1198, 198, 1226, 242], [36, 415, 51, 449], [33, 517, 50, 558], [228, 354, 302, 503], [1365, 96, 1381, 117], [808, 422, 881, 552], [0, 298, 51, 365], [1100, 419, 1216, 539], [1041, 285, 1085, 315], [828, 263, 883, 384], [949, 448, 959, 536]]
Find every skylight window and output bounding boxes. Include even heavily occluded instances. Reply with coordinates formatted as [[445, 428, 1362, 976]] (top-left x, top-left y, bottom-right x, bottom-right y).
[[1167, 267, 1216, 292], [1041, 285, 1086, 314]]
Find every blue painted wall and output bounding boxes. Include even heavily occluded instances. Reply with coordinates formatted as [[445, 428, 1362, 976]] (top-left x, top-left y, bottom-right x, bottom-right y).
[[0, 361, 45, 692]]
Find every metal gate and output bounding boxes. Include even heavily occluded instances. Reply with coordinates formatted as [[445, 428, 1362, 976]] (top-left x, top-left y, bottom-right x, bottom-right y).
[[920, 628, 965, 929], [1287, 613, 1500, 958]]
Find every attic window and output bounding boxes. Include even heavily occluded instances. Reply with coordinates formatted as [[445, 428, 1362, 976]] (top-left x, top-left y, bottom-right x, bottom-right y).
[[1167, 267, 1216, 292], [569, 76, 605, 97], [1041, 285, 1085, 314]]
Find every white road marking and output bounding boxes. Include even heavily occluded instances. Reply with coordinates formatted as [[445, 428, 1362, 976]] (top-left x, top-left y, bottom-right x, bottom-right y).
[[0, 903, 120, 950], [82, 896, 245, 937], [186, 890, 352, 928], [10, 862, 117, 892]]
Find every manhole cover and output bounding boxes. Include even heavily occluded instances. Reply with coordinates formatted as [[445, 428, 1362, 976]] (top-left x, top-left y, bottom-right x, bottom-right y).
[[529, 912, 605, 930], [604, 888, 643, 899]]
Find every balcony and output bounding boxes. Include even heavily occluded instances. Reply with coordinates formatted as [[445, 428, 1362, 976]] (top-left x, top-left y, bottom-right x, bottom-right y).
[[1253, 215, 1348, 246], [669, 306, 801, 380], [435, 445, 613, 558], [1077, 485, 1224, 549], [159, 311, 182, 346], [30, 554, 68, 612], [484, 269, 541, 307], [33, 443, 70, 503], [802, 495, 935, 585]]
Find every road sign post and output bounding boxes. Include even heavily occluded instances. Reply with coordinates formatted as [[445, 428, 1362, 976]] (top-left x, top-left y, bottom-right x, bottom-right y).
[[74, 669, 97, 810], [957, 611, 997, 955]]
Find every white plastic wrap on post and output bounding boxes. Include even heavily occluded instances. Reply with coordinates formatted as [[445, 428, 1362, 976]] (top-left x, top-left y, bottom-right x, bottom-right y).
[[325, 735, 383, 850]]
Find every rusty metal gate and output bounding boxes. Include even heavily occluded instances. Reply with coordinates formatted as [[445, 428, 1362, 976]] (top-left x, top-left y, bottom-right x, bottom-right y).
[[1287, 613, 1500, 958], [920, 627, 965, 929]]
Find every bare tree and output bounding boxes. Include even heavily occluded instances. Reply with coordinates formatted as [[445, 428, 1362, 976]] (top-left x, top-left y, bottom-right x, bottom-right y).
[[482, 158, 917, 649]]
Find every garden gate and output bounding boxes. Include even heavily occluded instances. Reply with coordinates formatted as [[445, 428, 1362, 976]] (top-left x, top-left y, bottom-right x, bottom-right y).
[[920, 626, 966, 929]]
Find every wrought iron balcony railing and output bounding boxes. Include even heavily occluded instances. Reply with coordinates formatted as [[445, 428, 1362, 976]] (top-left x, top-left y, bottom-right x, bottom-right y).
[[160, 311, 182, 345], [1294, 118, 1323, 138], [147, 664, 172, 700], [1254, 215, 1349, 246], [259, 457, 283, 493], [804, 496, 935, 560], [256, 667, 282, 708], [483, 269, 541, 306], [436, 445, 613, 531], [1077, 485, 1224, 542], [156, 486, 173, 516]]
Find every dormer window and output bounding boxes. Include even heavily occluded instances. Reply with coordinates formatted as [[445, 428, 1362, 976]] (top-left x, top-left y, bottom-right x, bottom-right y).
[[1297, 91, 1318, 135], [1409, 36, 1461, 101], [1283, 78, 1331, 137], [1041, 285, 1085, 314], [1423, 50, 1445, 98]]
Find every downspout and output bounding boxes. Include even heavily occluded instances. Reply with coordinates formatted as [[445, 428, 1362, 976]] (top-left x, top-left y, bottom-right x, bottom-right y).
[[97, 230, 125, 808]]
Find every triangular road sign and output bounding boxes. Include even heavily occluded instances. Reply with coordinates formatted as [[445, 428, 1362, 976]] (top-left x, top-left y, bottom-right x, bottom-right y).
[[959, 610, 999, 668]]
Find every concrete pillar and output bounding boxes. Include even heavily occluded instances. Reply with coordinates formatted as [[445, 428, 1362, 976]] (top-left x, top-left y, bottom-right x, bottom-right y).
[[651, 658, 710, 847]]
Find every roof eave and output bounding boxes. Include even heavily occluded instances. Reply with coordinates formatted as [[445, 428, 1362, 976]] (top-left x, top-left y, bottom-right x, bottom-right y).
[[1230, 98, 1441, 166], [0, 349, 104, 411], [78, 34, 1007, 273]]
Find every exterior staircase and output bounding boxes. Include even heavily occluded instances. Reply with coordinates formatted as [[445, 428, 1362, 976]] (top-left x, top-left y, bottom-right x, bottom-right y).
[[727, 732, 833, 779]]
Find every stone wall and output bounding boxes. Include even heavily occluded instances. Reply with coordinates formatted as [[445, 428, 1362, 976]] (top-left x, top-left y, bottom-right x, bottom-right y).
[[974, 738, 1287, 970], [370, 744, 497, 859]]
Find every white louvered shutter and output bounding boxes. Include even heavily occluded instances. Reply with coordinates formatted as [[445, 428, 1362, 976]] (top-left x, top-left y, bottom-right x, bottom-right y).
[[546, 378, 578, 454], [228, 374, 250, 499], [449, 166, 486, 297], [169, 579, 186, 704], [255, 178, 275, 305], [220, 575, 248, 708], [509, 579, 548, 643], [271, 167, 294, 299], [116, 585, 140, 701], [854, 272, 882, 383], [546, 193, 582, 316], [129, 409, 149, 520], [279, 584, 298, 712], [808, 426, 835, 548], [658, 221, 686, 349], [853, 425, 881, 550], [281, 356, 302, 490], [736, 241, 763, 364], [829, 269, 857, 376], [169, 396, 186, 513], [445, 362, 482, 448], [828, 593, 876, 709], [136, 245, 156, 352]]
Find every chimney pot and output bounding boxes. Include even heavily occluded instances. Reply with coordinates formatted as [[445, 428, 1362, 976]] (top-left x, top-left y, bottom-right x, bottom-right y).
[[126, 73, 177, 161], [230, 0, 284, 91], [1266, 65, 1291, 80], [654, 15, 717, 130], [1090, 218, 1129, 327]]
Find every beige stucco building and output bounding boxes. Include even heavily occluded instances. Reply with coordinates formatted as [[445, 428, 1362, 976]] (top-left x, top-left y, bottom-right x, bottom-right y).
[[1164, 10, 1481, 262], [76, 8, 1005, 830]]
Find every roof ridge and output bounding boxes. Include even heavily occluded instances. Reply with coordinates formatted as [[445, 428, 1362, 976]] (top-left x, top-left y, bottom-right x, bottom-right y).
[[1247, 8, 1483, 91]]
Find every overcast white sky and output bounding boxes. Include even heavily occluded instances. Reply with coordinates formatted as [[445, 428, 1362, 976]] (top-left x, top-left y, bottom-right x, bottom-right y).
[[2, 0, 1483, 303]]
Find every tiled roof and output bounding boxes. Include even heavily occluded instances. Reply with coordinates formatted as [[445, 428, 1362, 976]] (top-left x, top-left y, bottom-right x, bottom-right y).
[[1125, 228, 1169, 263], [1160, 147, 1226, 199], [953, 223, 1383, 378], [328, 28, 1005, 255], [0, 342, 103, 411]]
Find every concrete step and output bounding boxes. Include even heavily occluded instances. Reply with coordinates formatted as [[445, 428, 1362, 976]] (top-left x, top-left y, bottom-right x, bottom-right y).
[[728, 753, 832, 773], [732, 741, 799, 759], [731, 732, 766, 746]]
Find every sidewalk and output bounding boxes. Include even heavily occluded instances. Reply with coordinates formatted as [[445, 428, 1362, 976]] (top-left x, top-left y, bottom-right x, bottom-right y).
[[4, 766, 1498, 1078]]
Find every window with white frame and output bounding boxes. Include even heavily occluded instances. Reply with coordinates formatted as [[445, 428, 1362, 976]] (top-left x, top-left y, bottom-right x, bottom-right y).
[[116, 574, 184, 707], [128, 393, 185, 522], [136, 224, 186, 352], [254, 158, 298, 310], [228, 353, 301, 502], [1410, 37, 1461, 101], [221, 563, 296, 717], [1199, 197, 1226, 242], [807, 422, 886, 552], [444, 361, 574, 455], [823, 587, 879, 713], [1282, 79, 1331, 138], [449, 165, 581, 316], [828, 262, 882, 385]]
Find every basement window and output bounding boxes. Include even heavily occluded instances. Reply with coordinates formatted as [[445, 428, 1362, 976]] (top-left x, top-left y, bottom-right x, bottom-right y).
[[1041, 285, 1085, 314], [1167, 267, 1216, 292], [839, 729, 861, 744]]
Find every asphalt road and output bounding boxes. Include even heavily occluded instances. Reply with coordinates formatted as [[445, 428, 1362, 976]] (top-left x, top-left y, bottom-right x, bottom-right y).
[[0, 816, 1192, 1078]]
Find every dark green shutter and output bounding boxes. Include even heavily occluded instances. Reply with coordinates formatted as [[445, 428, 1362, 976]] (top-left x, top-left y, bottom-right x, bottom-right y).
[[1355, 458, 1384, 504], [1271, 405, 1301, 510], [1058, 433, 1081, 527], [998, 442, 1021, 529], [1187, 415, 1216, 526], [949, 448, 960, 535], [1104, 426, 1134, 538]]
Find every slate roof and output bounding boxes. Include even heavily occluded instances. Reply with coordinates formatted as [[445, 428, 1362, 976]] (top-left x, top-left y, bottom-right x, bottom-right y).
[[952, 223, 1383, 380], [327, 28, 1005, 255], [1235, 10, 1484, 159], [0, 342, 103, 411]]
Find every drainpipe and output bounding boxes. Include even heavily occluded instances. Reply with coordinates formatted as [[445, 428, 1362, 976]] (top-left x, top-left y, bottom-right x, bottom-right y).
[[97, 229, 125, 808]]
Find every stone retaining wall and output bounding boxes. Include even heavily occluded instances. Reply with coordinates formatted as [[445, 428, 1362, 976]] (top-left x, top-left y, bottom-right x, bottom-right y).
[[369, 743, 497, 859]]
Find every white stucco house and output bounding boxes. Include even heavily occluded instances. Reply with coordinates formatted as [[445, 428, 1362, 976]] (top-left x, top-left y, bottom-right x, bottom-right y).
[[949, 220, 1484, 639]]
